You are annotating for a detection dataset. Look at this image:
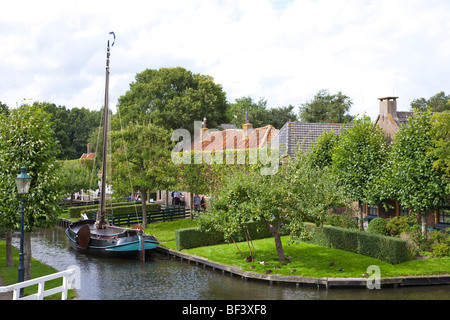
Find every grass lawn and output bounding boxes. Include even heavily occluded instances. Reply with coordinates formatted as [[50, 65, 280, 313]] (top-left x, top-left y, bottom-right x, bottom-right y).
[[147, 219, 450, 279], [145, 218, 199, 250], [0, 241, 77, 299]]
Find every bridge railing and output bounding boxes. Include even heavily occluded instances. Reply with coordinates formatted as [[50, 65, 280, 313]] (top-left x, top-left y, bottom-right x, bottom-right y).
[[0, 266, 80, 300]]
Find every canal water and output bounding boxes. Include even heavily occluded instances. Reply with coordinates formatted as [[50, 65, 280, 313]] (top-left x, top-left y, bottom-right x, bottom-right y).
[[9, 227, 450, 300]]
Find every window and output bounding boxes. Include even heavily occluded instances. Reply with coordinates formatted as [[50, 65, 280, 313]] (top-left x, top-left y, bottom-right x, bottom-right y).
[[399, 206, 409, 216], [368, 205, 378, 216], [438, 206, 450, 225]]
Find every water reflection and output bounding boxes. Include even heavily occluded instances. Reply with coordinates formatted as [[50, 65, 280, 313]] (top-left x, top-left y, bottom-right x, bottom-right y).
[[8, 227, 450, 300]]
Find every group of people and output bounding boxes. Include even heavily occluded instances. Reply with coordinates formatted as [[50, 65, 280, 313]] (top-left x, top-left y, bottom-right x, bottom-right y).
[[192, 193, 206, 212]]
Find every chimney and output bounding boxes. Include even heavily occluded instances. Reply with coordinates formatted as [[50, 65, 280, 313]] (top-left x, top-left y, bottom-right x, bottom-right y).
[[87, 143, 91, 154], [378, 97, 398, 119]]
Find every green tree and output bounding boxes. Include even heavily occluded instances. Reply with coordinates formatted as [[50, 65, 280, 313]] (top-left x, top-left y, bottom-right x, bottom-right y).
[[331, 115, 388, 229], [111, 122, 175, 228], [59, 159, 96, 205], [200, 154, 348, 262], [41, 102, 101, 160], [0, 101, 9, 116], [429, 110, 450, 181], [410, 91, 450, 112], [0, 103, 63, 277], [299, 89, 354, 123], [227, 97, 297, 129], [388, 108, 449, 234], [267, 105, 298, 129], [116, 67, 228, 134]]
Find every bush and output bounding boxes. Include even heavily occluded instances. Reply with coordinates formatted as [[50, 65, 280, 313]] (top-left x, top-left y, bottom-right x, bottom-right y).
[[325, 212, 358, 229], [68, 201, 156, 219], [175, 227, 224, 250], [304, 223, 411, 264], [385, 215, 416, 237], [431, 243, 450, 257], [367, 218, 388, 236], [175, 221, 272, 250]]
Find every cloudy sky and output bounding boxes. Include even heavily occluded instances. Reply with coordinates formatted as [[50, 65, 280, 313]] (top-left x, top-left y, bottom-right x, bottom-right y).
[[1, 0, 450, 120]]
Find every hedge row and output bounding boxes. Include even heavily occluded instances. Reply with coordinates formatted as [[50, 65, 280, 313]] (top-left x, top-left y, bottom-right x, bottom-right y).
[[175, 222, 272, 250], [68, 201, 161, 218], [304, 223, 412, 264]]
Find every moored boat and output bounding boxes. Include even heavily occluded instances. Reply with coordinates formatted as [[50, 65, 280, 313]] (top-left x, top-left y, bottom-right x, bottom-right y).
[[65, 33, 159, 259]]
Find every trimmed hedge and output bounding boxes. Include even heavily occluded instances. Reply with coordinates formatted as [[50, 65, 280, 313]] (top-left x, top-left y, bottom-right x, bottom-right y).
[[175, 222, 272, 250], [305, 224, 412, 264], [68, 201, 158, 219]]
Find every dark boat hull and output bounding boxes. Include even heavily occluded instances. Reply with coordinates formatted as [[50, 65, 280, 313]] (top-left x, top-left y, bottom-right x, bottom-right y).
[[65, 219, 159, 258]]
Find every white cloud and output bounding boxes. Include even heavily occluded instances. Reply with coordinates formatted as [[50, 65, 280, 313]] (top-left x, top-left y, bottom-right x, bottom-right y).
[[1, 0, 450, 120]]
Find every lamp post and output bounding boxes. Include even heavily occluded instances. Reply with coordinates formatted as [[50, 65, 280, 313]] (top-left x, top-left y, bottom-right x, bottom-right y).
[[15, 166, 31, 298]]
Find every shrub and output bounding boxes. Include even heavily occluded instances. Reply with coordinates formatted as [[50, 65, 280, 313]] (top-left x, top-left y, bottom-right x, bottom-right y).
[[431, 243, 450, 257], [175, 221, 272, 250], [367, 218, 388, 236], [304, 223, 411, 264], [385, 215, 416, 237]]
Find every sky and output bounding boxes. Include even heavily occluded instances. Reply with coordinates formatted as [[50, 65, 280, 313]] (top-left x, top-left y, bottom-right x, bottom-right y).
[[1, 0, 450, 121]]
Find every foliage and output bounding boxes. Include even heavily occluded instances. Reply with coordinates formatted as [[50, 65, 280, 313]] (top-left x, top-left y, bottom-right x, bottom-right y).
[[41, 102, 100, 160], [116, 67, 228, 134], [325, 211, 358, 229], [306, 129, 341, 169], [367, 217, 388, 236], [331, 115, 388, 218], [0, 103, 63, 231], [227, 96, 298, 129], [385, 215, 417, 237], [111, 122, 176, 227], [387, 108, 449, 232], [58, 159, 95, 204], [410, 91, 450, 112], [431, 243, 450, 258], [429, 110, 450, 181], [299, 89, 354, 123], [199, 151, 349, 261], [304, 224, 411, 264]]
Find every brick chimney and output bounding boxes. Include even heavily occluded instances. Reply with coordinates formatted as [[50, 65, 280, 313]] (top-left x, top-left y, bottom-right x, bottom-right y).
[[378, 97, 398, 119], [242, 109, 253, 136]]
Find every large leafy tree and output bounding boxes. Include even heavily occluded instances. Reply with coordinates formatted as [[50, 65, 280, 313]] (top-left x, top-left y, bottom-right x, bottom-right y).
[[331, 115, 388, 228], [227, 96, 298, 129], [410, 91, 450, 112], [388, 109, 449, 233], [200, 154, 348, 262], [299, 89, 354, 123], [41, 102, 101, 160], [116, 67, 228, 134], [429, 110, 450, 182], [0, 103, 63, 277], [59, 159, 96, 205], [111, 122, 176, 228]]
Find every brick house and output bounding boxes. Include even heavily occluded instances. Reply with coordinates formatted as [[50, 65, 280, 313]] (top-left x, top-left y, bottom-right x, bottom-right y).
[[366, 97, 449, 230]]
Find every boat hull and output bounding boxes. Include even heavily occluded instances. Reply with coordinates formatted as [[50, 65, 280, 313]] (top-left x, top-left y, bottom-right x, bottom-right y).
[[65, 219, 159, 258]]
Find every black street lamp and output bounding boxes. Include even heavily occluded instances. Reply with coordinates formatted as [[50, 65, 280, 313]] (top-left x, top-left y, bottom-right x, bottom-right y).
[[15, 166, 31, 298]]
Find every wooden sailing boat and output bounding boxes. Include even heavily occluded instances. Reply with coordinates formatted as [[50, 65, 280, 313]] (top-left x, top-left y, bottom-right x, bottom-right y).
[[66, 33, 159, 258]]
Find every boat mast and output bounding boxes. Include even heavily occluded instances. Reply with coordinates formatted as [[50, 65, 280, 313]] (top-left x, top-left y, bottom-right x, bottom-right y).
[[96, 34, 113, 229]]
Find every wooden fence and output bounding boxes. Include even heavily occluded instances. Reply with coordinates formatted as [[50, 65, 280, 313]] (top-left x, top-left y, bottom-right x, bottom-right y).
[[86, 205, 191, 227]]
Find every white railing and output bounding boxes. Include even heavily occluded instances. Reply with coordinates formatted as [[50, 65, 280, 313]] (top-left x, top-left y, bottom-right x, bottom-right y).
[[0, 265, 80, 300]]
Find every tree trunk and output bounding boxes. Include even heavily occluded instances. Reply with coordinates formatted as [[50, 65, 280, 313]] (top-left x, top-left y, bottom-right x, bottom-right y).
[[141, 189, 148, 228], [264, 220, 285, 261], [24, 232, 32, 281], [421, 214, 427, 235], [273, 232, 285, 262], [5, 230, 13, 267]]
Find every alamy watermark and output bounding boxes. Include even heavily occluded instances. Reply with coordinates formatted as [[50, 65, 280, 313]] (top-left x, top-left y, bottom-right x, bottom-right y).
[[366, 265, 381, 290], [171, 121, 280, 175]]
